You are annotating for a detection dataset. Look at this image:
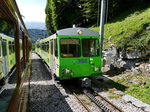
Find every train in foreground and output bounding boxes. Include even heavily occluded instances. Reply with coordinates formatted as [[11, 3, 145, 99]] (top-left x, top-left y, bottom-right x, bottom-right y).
[[35, 27, 102, 87]]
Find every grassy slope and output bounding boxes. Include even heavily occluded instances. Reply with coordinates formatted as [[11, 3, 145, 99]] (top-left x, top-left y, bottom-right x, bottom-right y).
[[91, 7, 150, 50], [111, 73, 150, 104]]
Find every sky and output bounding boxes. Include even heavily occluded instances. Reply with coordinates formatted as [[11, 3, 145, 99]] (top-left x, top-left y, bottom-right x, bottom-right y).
[[16, 0, 46, 23]]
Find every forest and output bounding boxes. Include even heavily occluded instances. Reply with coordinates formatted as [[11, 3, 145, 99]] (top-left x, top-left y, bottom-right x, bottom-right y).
[[45, 0, 150, 34]]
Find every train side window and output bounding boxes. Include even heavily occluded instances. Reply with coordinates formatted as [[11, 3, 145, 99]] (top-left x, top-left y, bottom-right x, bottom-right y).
[[0, 18, 14, 37], [50, 40, 53, 55], [60, 38, 80, 57], [12, 42, 15, 53], [2, 40, 7, 56], [47, 42, 49, 52], [82, 39, 100, 57], [54, 39, 58, 57], [9, 41, 12, 55]]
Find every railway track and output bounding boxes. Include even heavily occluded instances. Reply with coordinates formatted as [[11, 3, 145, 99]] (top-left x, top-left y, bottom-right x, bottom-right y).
[[83, 88, 123, 112], [64, 82, 123, 112]]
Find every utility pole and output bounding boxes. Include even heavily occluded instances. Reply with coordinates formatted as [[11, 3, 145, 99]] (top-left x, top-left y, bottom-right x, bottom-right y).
[[99, 0, 106, 50]]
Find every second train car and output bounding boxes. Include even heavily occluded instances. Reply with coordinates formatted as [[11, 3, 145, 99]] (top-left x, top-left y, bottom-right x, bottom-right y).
[[0, 33, 23, 84], [35, 27, 102, 86]]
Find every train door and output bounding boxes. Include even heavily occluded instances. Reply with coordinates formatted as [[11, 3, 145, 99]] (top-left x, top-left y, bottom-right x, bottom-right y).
[[2, 39, 9, 76], [50, 39, 54, 73], [53, 39, 58, 74]]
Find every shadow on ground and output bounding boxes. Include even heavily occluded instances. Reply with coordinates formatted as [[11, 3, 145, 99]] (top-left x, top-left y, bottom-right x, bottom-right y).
[[91, 76, 128, 92], [29, 54, 73, 112], [29, 84, 72, 112]]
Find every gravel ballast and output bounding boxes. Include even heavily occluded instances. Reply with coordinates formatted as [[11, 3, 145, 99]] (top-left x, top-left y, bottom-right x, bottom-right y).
[[29, 53, 86, 112]]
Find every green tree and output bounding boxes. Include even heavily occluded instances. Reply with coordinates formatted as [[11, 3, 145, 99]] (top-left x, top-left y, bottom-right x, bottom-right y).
[[45, 0, 58, 33]]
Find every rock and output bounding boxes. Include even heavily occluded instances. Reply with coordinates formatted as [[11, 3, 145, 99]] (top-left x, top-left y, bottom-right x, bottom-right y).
[[144, 106, 150, 112], [108, 36, 112, 41], [135, 62, 142, 66], [138, 63, 150, 76], [114, 90, 125, 95], [133, 100, 148, 108], [123, 95, 137, 103], [122, 94, 150, 109], [146, 26, 150, 30], [132, 67, 141, 75]]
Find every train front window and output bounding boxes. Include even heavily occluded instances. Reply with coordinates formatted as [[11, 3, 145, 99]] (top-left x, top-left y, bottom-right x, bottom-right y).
[[60, 38, 80, 57], [82, 39, 100, 57]]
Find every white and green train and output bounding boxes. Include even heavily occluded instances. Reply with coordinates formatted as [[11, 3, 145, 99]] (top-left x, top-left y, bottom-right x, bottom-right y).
[[0, 33, 22, 84], [36, 27, 102, 86]]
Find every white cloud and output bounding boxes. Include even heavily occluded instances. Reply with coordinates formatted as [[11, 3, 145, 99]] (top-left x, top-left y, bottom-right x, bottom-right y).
[[18, 3, 46, 22]]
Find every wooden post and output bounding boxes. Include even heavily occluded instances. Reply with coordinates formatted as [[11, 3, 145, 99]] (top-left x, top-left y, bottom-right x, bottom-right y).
[[14, 22, 21, 86], [22, 32, 26, 68], [26, 36, 29, 62]]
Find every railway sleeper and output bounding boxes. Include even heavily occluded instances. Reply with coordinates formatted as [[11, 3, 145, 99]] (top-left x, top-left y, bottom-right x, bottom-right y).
[[83, 89, 113, 112]]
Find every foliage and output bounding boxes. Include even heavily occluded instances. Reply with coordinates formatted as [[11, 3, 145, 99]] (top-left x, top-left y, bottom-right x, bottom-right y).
[[46, 0, 83, 33], [91, 6, 150, 51], [0, 19, 14, 37], [45, 0, 58, 33], [45, 0, 150, 33]]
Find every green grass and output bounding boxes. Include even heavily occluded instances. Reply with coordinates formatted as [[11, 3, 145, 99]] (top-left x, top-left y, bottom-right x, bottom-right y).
[[126, 82, 150, 104], [108, 94, 122, 99], [90, 7, 150, 50], [112, 74, 150, 104]]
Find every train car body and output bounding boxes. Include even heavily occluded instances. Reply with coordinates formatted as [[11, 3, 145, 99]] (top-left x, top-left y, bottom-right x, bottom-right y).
[[0, 33, 22, 81], [36, 27, 102, 80]]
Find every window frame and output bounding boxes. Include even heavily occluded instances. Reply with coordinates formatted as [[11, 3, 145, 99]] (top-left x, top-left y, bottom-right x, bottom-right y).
[[60, 38, 81, 58], [82, 38, 100, 57]]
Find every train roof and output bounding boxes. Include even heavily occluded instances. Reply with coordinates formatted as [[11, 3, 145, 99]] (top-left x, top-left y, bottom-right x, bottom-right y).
[[0, 33, 14, 41], [56, 27, 99, 36]]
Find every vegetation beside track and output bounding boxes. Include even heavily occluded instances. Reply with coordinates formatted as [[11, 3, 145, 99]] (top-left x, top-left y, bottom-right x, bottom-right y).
[[108, 73, 150, 104], [91, 6, 150, 51]]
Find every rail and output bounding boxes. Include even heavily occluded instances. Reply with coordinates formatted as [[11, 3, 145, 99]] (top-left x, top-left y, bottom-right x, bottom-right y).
[[83, 88, 123, 112]]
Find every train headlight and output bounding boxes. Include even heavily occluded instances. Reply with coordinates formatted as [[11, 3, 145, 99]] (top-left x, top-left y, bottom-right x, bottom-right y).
[[65, 69, 70, 74], [94, 67, 100, 71], [77, 29, 83, 35], [62, 69, 71, 74]]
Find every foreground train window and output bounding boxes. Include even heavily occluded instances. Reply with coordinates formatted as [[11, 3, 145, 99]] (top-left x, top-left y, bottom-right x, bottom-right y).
[[0, 18, 14, 37], [60, 38, 80, 57], [82, 39, 100, 57]]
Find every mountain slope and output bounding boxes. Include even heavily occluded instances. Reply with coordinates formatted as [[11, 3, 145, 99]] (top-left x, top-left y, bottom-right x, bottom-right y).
[[91, 7, 150, 52], [28, 29, 49, 43]]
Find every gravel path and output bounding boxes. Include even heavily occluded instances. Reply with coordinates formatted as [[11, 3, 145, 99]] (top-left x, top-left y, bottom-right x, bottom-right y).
[[29, 53, 86, 112]]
